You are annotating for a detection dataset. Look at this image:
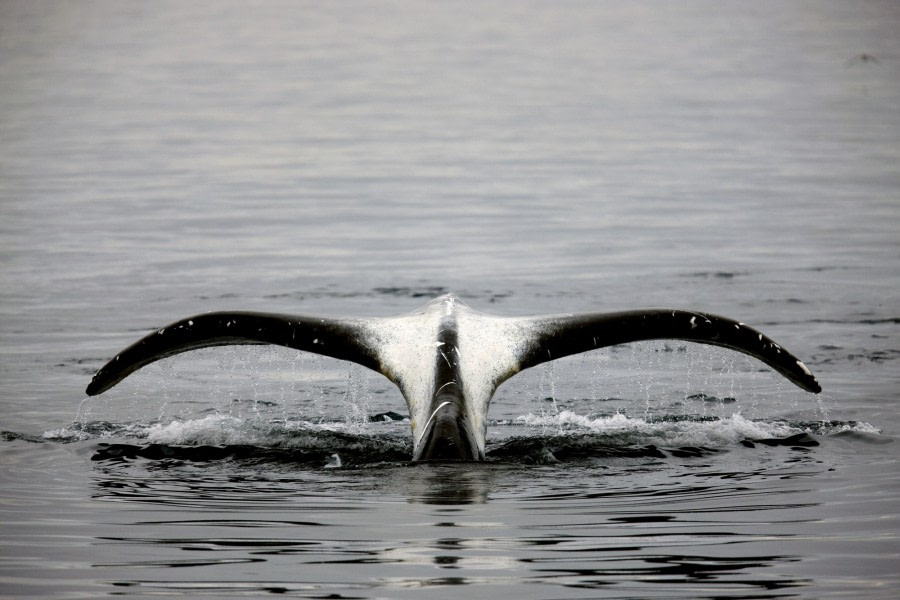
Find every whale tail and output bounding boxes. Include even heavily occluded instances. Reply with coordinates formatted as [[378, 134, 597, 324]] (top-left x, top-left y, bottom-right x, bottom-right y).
[[86, 298, 820, 461]]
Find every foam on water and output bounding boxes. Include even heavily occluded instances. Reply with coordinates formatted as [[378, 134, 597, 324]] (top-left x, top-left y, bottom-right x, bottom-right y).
[[519, 410, 805, 447], [40, 408, 880, 467], [146, 414, 278, 446]]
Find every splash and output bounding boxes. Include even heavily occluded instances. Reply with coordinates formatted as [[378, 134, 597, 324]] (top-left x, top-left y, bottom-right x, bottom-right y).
[[50, 339, 872, 466], [516, 410, 809, 447]]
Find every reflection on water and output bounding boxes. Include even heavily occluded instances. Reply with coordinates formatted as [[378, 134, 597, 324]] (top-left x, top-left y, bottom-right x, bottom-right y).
[[79, 441, 827, 598], [21, 395, 853, 597], [400, 464, 493, 505]]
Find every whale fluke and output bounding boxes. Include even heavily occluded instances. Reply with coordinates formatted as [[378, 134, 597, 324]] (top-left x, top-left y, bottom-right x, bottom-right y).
[[518, 309, 821, 394], [86, 294, 821, 460], [85, 312, 378, 396]]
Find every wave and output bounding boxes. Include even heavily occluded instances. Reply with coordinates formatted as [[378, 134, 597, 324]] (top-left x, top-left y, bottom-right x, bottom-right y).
[[28, 410, 879, 468]]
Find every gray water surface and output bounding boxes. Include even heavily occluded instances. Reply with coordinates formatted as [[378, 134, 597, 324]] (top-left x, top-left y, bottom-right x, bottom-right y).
[[2, 2, 899, 598]]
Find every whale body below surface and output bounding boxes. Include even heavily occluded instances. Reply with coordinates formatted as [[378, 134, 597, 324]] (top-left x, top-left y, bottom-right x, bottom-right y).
[[86, 294, 821, 461]]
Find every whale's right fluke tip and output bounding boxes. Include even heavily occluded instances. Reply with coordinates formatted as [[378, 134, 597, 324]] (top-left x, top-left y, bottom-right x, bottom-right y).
[[794, 360, 821, 394]]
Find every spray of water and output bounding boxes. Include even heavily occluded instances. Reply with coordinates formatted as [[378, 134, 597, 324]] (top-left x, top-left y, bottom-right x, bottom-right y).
[[60, 341, 865, 461]]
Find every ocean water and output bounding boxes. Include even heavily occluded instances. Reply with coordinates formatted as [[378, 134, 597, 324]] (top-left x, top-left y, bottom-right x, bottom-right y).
[[1, 1, 899, 598]]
